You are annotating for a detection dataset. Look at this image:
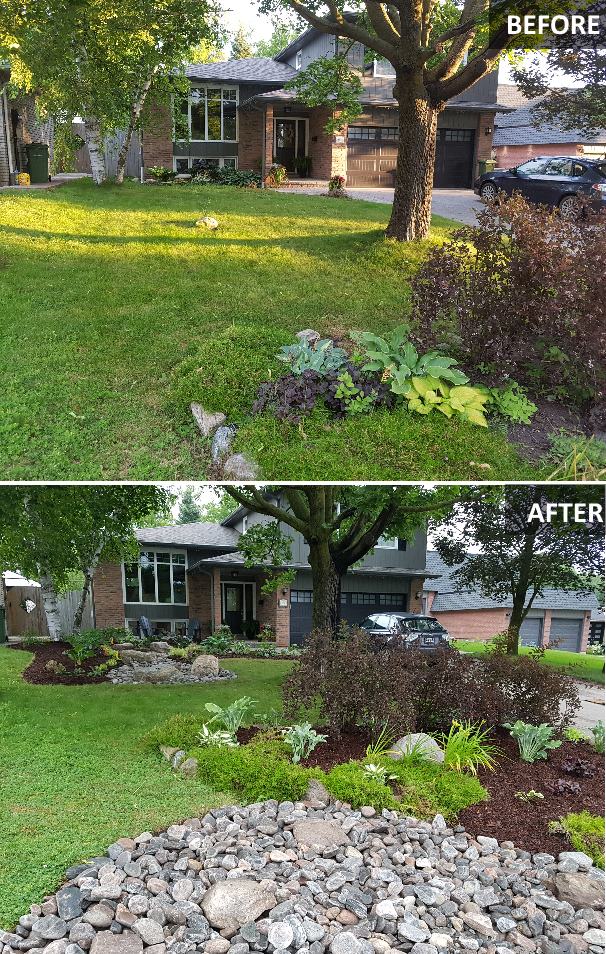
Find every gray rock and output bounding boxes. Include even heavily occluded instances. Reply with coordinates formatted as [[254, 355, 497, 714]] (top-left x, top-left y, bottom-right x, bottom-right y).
[[200, 880, 275, 930], [191, 655, 219, 678], [31, 920, 67, 941], [222, 454, 259, 481], [211, 425, 237, 461], [149, 642, 171, 653], [292, 820, 350, 848], [132, 920, 165, 947], [304, 779, 331, 806], [68, 925, 95, 951], [411, 946, 438, 954], [460, 913, 496, 937], [267, 923, 295, 949], [89, 932, 143, 954], [55, 889, 82, 922], [296, 330, 321, 347], [133, 665, 179, 684], [196, 216, 219, 230], [583, 930, 605, 946], [190, 404, 226, 439], [560, 853, 594, 871], [43, 941, 68, 954], [330, 932, 364, 954], [179, 758, 198, 777], [555, 874, 605, 909], [390, 734, 444, 764], [398, 920, 431, 944], [65, 945, 86, 954], [496, 918, 516, 934]]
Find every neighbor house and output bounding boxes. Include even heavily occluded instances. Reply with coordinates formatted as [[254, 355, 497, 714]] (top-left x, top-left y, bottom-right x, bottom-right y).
[[0, 69, 54, 185], [91, 496, 429, 646], [423, 553, 599, 653], [493, 84, 606, 168], [142, 26, 511, 189]]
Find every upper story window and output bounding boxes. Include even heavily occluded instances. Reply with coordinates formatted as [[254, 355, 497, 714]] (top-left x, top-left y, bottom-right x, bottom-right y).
[[182, 86, 238, 142], [242, 515, 248, 532], [124, 550, 188, 605], [376, 536, 400, 549], [373, 57, 395, 77], [295, 49, 302, 69]]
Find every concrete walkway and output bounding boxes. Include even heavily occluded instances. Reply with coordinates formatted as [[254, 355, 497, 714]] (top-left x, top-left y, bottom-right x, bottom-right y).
[[572, 678, 605, 733], [0, 172, 89, 191], [279, 185, 483, 225]]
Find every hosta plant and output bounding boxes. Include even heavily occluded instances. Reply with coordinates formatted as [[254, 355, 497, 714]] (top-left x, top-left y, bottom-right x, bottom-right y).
[[363, 762, 397, 785], [204, 697, 257, 735], [592, 721, 605, 755], [403, 377, 490, 427], [198, 724, 239, 748], [282, 722, 327, 763], [277, 339, 348, 376], [514, 789, 544, 804], [352, 329, 468, 387], [505, 720, 562, 762]]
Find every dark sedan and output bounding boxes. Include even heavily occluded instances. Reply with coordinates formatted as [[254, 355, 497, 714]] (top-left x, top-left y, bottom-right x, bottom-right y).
[[474, 156, 606, 218], [359, 613, 451, 650]]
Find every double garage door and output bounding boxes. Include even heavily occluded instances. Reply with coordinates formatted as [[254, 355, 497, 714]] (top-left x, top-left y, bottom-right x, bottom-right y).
[[346, 126, 476, 189], [519, 616, 583, 652], [289, 590, 407, 646]]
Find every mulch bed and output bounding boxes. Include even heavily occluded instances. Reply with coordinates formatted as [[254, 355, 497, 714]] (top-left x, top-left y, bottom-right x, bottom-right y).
[[506, 396, 588, 462], [459, 728, 605, 856], [237, 725, 370, 772], [10, 640, 118, 686]]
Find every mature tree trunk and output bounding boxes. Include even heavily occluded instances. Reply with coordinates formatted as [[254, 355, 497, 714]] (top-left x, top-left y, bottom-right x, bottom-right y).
[[73, 568, 94, 631], [506, 605, 523, 656], [83, 117, 107, 184], [308, 541, 342, 635], [386, 74, 439, 242], [38, 571, 63, 641], [115, 72, 155, 185]]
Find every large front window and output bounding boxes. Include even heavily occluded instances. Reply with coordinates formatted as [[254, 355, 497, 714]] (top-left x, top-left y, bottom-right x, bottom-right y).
[[124, 551, 187, 604], [184, 86, 238, 142]]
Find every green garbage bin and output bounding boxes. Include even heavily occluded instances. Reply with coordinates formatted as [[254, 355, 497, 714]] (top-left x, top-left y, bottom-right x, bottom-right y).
[[0, 608, 6, 644], [478, 159, 496, 177], [26, 142, 49, 184]]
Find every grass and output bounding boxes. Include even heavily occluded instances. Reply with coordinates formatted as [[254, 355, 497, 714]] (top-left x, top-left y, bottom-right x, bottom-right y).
[[0, 179, 533, 479], [0, 647, 291, 929], [457, 640, 605, 684]]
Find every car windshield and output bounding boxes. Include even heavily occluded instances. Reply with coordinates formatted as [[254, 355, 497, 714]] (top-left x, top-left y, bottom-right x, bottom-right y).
[[596, 163, 606, 178], [361, 615, 392, 631]]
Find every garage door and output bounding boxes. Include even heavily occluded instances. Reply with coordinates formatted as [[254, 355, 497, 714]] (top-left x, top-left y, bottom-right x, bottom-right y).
[[433, 129, 475, 188], [289, 589, 408, 645], [520, 617, 543, 647], [347, 126, 398, 187], [549, 618, 582, 652]]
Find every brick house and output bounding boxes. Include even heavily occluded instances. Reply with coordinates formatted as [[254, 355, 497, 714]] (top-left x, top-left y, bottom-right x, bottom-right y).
[[423, 553, 598, 653], [493, 85, 606, 168], [92, 497, 429, 647], [142, 27, 511, 189]]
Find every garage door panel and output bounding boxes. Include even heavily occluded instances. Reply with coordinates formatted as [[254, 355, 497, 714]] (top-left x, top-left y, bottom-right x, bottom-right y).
[[289, 589, 408, 645], [347, 125, 474, 189], [549, 618, 582, 652], [520, 617, 542, 647]]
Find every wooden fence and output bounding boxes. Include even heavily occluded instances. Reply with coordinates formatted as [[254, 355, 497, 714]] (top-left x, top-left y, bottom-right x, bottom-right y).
[[73, 125, 142, 179], [3, 584, 93, 639]]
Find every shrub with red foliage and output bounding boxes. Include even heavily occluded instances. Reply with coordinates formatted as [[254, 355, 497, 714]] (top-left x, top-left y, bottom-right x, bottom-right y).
[[283, 627, 580, 736], [411, 195, 606, 426]]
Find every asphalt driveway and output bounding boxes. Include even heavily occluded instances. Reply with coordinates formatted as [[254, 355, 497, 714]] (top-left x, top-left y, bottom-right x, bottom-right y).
[[280, 185, 483, 225]]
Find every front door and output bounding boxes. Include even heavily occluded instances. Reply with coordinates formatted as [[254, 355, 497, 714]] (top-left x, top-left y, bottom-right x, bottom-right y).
[[223, 583, 244, 634], [274, 119, 302, 172]]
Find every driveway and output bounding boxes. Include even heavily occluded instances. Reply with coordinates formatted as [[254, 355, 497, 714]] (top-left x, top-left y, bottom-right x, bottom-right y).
[[572, 679, 605, 733], [280, 185, 483, 225]]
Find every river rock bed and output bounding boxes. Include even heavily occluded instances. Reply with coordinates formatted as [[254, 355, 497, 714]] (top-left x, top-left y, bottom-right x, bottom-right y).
[[108, 662, 236, 686], [3, 802, 604, 954]]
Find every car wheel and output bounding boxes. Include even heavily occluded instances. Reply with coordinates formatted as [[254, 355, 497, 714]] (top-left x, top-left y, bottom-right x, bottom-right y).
[[480, 182, 498, 202], [559, 195, 581, 220]]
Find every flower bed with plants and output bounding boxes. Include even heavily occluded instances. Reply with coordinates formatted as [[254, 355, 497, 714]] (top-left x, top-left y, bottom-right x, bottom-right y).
[[143, 627, 605, 860], [12, 629, 127, 685]]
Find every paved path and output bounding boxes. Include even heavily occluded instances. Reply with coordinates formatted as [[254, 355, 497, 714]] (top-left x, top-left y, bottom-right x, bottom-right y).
[[572, 678, 605, 732], [0, 172, 89, 191], [280, 185, 483, 225]]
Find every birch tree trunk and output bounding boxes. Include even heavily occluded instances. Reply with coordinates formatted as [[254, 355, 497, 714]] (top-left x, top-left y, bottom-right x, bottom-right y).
[[386, 73, 439, 241], [73, 538, 105, 631], [83, 117, 107, 184], [38, 571, 63, 641], [115, 72, 155, 185]]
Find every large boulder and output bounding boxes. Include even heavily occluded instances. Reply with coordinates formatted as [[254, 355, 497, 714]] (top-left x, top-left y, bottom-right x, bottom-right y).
[[554, 872, 605, 909], [149, 641, 172, 653], [134, 665, 179, 684], [390, 732, 444, 763], [120, 650, 162, 667], [191, 654, 220, 678], [201, 880, 276, 931]]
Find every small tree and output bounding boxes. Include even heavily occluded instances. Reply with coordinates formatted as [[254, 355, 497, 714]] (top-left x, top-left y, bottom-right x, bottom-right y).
[[0, 486, 171, 638], [224, 485, 466, 632], [255, 15, 300, 57], [231, 24, 255, 59], [177, 487, 202, 524], [433, 486, 604, 655]]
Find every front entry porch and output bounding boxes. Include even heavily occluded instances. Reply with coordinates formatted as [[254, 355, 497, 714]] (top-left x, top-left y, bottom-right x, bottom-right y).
[[273, 117, 308, 175]]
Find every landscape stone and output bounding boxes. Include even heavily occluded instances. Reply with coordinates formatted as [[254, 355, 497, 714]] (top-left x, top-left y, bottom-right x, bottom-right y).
[[292, 819, 350, 848], [132, 921, 165, 947], [191, 655, 219, 678], [89, 932, 143, 954], [221, 454, 259, 481], [200, 880, 276, 930], [55, 890, 82, 922], [554, 874, 604, 909], [190, 404, 226, 438], [390, 734, 444, 763], [31, 919, 67, 941]]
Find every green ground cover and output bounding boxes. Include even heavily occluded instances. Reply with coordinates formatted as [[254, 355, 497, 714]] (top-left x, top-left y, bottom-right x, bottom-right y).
[[0, 180, 533, 479], [457, 641, 605, 684]]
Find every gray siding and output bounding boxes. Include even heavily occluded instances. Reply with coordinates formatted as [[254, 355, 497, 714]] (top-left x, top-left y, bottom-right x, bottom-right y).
[[453, 71, 498, 105], [284, 33, 335, 68]]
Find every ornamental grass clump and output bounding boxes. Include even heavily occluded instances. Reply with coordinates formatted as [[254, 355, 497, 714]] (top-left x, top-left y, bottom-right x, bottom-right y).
[[438, 720, 501, 775], [505, 720, 562, 762]]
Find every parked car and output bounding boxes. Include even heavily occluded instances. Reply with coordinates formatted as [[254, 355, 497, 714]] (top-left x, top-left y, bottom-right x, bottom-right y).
[[474, 156, 606, 218], [359, 613, 451, 650]]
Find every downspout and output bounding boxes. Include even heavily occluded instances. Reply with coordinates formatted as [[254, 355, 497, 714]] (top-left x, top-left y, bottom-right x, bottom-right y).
[[194, 567, 216, 634]]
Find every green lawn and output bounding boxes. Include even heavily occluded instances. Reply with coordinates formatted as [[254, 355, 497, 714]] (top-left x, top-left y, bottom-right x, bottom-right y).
[[0, 648, 291, 929], [457, 640, 605, 684], [0, 179, 534, 480]]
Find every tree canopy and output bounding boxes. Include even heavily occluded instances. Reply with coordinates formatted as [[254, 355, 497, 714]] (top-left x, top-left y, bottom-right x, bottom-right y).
[[433, 485, 604, 654], [231, 24, 255, 59]]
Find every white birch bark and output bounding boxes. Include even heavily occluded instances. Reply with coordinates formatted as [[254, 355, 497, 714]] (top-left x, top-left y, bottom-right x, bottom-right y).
[[115, 71, 155, 184], [38, 571, 63, 640], [83, 117, 107, 184]]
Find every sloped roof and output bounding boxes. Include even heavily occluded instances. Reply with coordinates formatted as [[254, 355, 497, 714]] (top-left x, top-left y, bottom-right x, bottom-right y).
[[190, 551, 429, 578], [185, 59, 296, 84], [494, 101, 606, 147], [425, 552, 600, 613], [136, 521, 239, 549]]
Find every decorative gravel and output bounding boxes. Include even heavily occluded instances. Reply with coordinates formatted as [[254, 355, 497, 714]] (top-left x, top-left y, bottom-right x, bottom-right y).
[[2, 802, 604, 954], [108, 663, 236, 686]]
